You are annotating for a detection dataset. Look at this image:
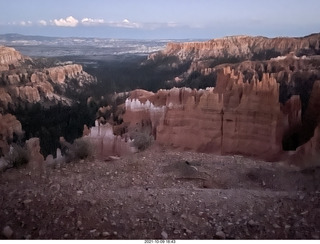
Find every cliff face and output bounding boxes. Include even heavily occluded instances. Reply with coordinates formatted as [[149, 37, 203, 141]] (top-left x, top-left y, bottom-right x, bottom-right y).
[[147, 35, 320, 114], [150, 34, 320, 62], [0, 46, 96, 109], [122, 66, 305, 161], [0, 46, 31, 71], [0, 45, 98, 159]]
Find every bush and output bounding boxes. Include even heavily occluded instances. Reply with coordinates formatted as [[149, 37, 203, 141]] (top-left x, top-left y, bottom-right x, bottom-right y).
[[131, 130, 154, 151], [6, 144, 29, 168], [70, 137, 93, 160]]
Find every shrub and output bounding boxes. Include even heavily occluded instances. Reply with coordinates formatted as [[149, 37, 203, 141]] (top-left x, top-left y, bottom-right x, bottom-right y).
[[70, 137, 93, 160], [131, 130, 154, 151], [6, 144, 29, 168]]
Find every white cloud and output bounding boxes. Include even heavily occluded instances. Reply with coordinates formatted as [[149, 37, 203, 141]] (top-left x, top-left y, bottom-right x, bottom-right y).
[[5, 16, 185, 32], [107, 19, 141, 29], [81, 18, 105, 26], [20, 20, 32, 26], [52, 16, 79, 27], [141, 21, 181, 30], [38, 20, 47, 26]]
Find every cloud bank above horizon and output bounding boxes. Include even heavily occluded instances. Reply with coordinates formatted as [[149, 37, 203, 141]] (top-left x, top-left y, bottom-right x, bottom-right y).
[[4, 15, 180, 30], [0, 0, 319, 39]]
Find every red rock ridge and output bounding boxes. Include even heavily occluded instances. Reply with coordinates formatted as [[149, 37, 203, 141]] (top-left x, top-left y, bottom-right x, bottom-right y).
[[122, 67, 303, 161], [151, 34, 320, 61], [0, 46, 30, 71], [0, 46, 96, 108]]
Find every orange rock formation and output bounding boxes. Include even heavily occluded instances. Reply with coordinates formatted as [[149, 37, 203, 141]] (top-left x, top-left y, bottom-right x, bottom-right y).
[[123, 67, 307, 161], [0, 114, 23, 155], [150, 34, 320, 62]]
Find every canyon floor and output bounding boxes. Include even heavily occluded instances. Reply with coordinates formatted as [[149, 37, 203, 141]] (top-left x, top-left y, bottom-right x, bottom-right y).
[[0, 146, 319, 240]]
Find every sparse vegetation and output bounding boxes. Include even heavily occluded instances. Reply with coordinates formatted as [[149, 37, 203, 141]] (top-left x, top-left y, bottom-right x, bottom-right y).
[[131, 129, 154, 151], [68, 137, 93, 161], [6, 144, 29, 168]]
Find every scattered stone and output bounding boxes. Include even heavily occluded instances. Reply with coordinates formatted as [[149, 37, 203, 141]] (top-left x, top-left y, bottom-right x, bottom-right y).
[[90, 229, 97, 233], [273, 223, 281, 229], [113, 231, 118, 236], [215, 230, 226, 239], [23, 199, 32, 204], [186, 229, 193, 234], [181, 214, 187, 219], [2, 226, 13, 239], [248, 220, 256, 226], [173, 230, 180, 234], [90, 200, 97, 205], [63, 233, 69, 238], [67, 207, 75, 214], [102, 232, 110, 237], [38, 229, 46, 236], [0, 157, 8, 171], [161, 231, 168, 239], [105, 156, 120, 161], [50, 184, 61, 192], [285, 224, 291, 229], [77, 190, 83, 195]]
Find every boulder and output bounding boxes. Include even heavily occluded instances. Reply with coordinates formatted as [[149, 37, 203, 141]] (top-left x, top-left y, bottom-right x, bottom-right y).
[[26, 138, 45, 173]]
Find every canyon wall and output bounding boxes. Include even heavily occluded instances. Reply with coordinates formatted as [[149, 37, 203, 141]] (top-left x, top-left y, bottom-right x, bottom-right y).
[[122, 66, 305, 161], [150, 34, 320, 62], [0, 46, 96, 109]]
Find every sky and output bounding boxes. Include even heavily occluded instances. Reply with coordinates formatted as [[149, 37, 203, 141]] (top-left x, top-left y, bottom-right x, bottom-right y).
[[0, 0, 319, 39]]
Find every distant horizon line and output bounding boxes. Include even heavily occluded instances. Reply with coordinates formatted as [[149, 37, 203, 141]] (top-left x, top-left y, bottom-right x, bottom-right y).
[[1, 32, 319, 42]]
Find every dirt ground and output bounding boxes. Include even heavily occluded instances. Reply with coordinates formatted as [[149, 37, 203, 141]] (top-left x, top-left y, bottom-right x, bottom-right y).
[[0, 146, 320, 240]]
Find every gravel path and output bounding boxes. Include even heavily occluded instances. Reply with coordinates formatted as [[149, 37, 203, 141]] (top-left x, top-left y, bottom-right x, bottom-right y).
[[1, 147, 319, 239]]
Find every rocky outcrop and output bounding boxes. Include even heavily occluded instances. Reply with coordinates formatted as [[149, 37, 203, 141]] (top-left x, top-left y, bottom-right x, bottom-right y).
[[121, 66, 309, 161], [25, 137, 45, 173], [288, 80, 320, 166], [302, 80, 320, 134], [147, 35, 320, 112], [0, 46, 96, 109], [46, 64, 85, 84], [150, 34, 320, 62], [84, 120, 137, 158], [0, 46, 30, 71], [290, 125, 320, 167], [0, 114, 23, 155]]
